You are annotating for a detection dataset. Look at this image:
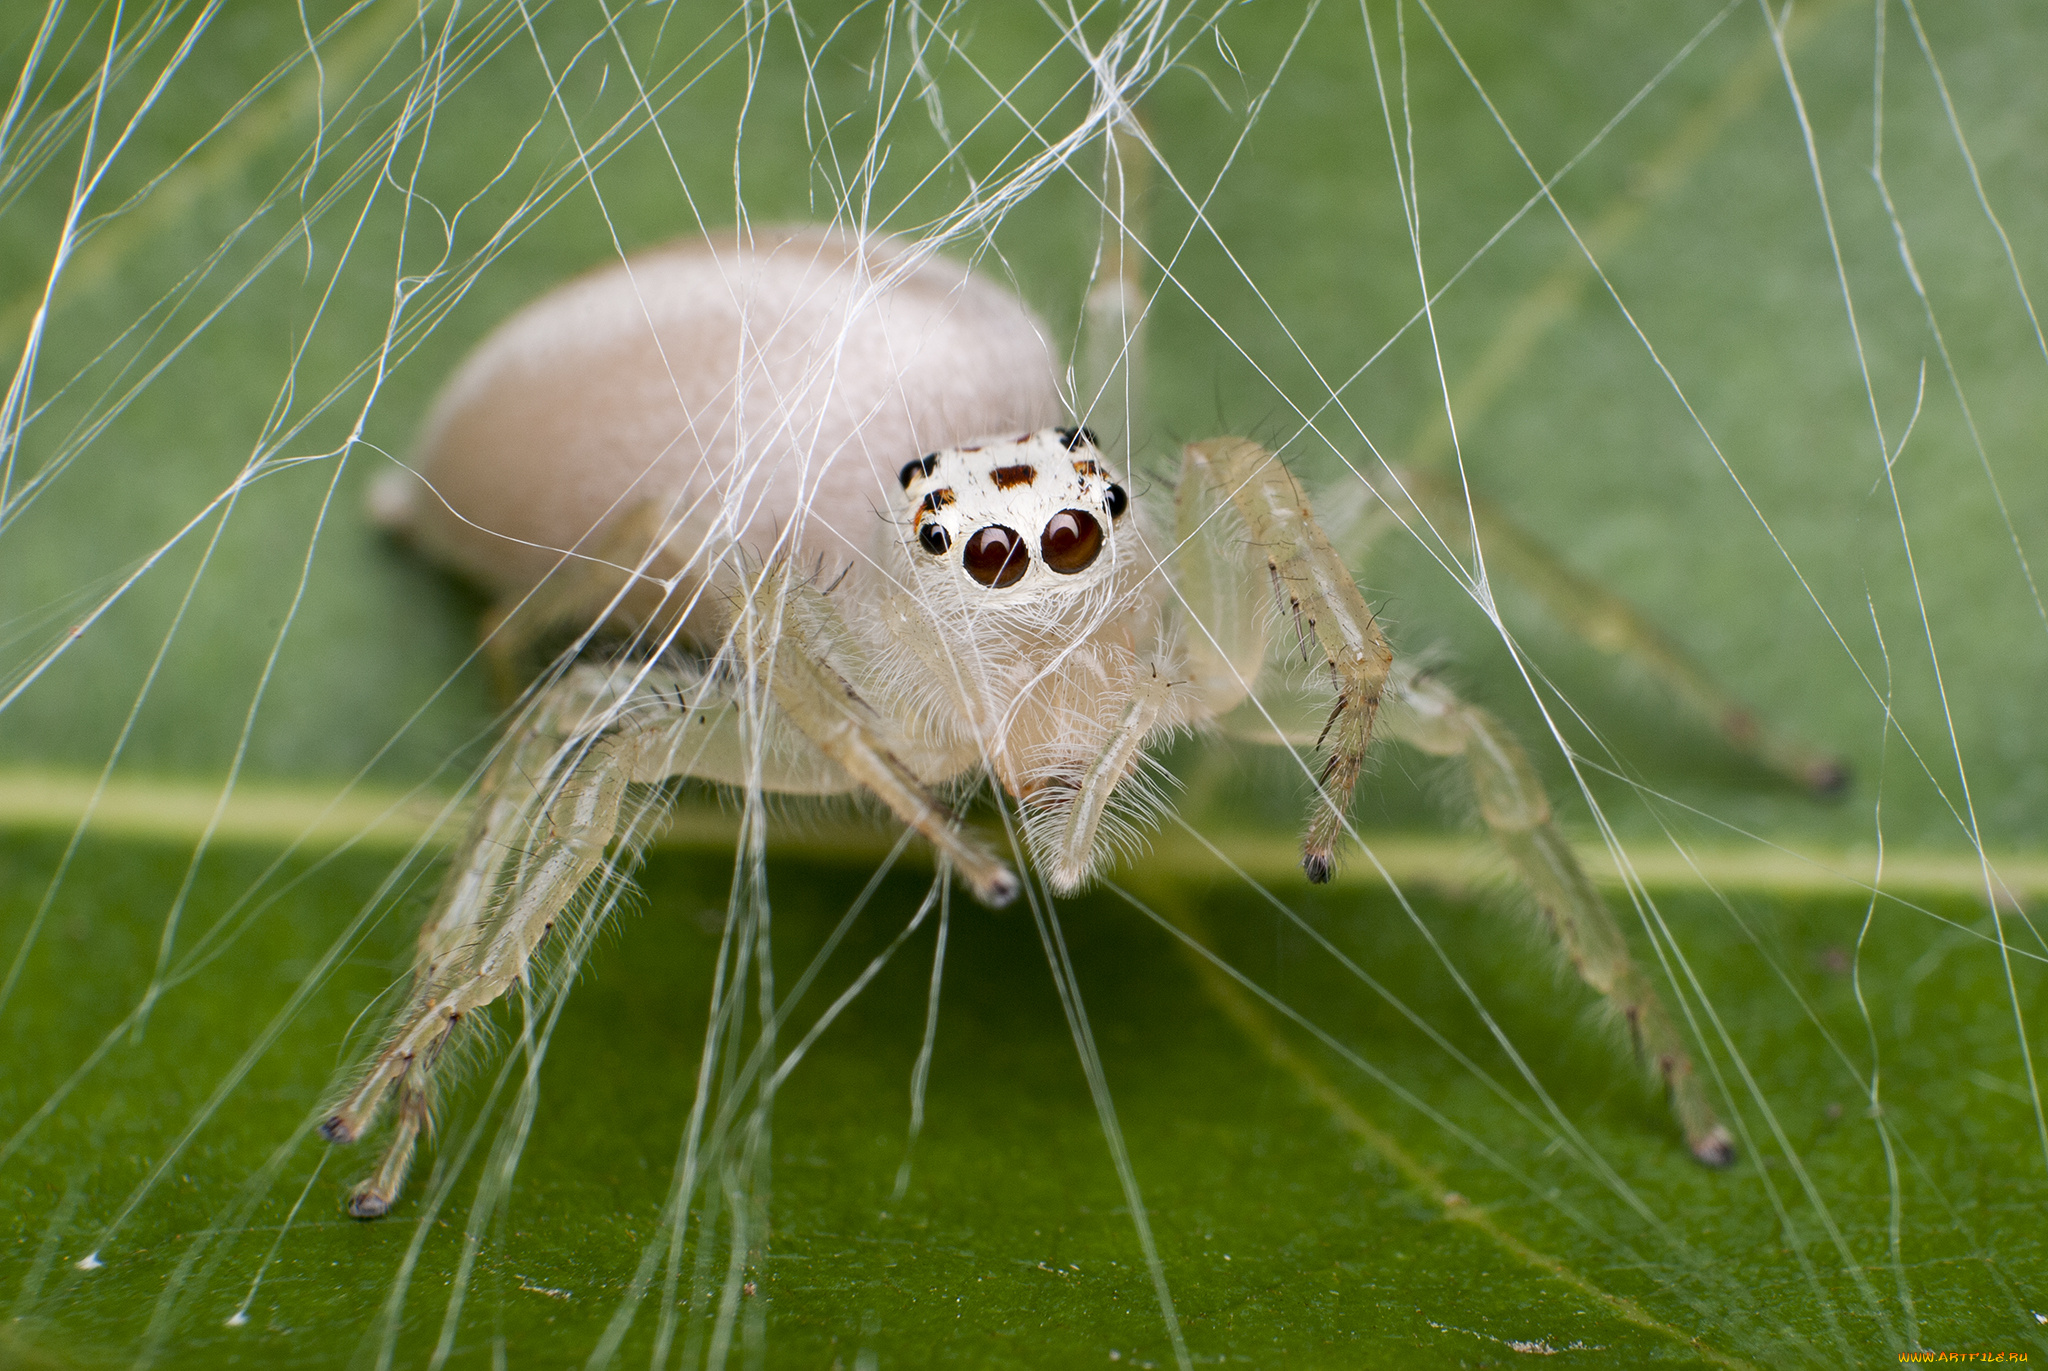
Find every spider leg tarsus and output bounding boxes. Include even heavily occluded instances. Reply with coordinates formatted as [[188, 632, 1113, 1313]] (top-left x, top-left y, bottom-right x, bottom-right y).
[[1804, 757, 1852, 798], [345, 1084, 430, 1220], [317, 1114, 360, 1144], [1692, 1124, 1737, 1168], [976, 866, 1021, 907], [346, 1187, 392, 1220], [320, 1049, 412, 1146]]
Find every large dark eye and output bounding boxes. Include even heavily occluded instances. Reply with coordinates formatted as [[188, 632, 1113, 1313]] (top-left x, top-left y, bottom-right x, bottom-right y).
[[918, 523, 951, 555], [1104, 483, 1128, 519], [1039, 509, 1103, 574], [962, 525, 1029, 587]]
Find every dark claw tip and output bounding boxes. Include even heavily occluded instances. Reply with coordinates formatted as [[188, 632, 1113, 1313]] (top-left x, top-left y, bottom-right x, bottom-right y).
[[1691, 1125, 1737, 1169], [318, 1115, 357, 1144], [346, 1188, 392, 1220], [978, 869, 1020, 909], [1301, 852, 1333, 885], [1805, 759, 1851, 799]]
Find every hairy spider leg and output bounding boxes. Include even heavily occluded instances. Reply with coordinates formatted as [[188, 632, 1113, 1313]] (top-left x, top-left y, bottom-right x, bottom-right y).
[[753, 564, 1019, 906], [324, 562, 1019, 1216], [322, 665, 681, 1216], [1378, 660, 1736, 1164], [1217, 662, 1735, 1165], [1383, 466, 1847, 796], [1046, 666, 1175, 891], [1180, 438, 1395, 883]]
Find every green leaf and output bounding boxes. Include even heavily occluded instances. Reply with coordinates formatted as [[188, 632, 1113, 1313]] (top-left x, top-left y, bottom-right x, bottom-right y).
[[2, 0, 2045, 1365]]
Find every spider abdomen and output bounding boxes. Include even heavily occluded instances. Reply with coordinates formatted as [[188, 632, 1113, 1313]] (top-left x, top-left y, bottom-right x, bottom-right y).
[[372, 225, 1064, 625]]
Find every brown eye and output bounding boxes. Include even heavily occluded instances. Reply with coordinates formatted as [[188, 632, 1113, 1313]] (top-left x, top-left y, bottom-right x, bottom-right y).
[[1039, 509, 1103, 574], [963, 525, 1029, 587]]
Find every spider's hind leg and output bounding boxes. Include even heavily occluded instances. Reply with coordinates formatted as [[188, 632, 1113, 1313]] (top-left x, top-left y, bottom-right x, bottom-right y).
[[1378, 660, 1736, 1166], [1390, 465, 1846, 796]]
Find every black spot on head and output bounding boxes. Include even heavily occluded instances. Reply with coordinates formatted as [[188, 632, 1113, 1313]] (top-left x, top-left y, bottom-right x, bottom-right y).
[[1056, 426, 1102, 452], [919, 488, 955, 515], [899, 453, 941, 488], [990, 464, 1036, 490], [919, 524, 951, 555], [1105, 483, 1129, 519]]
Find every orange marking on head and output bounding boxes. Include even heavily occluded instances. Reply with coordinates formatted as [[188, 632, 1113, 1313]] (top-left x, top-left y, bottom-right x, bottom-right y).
[[990, 464, 1036, 490]]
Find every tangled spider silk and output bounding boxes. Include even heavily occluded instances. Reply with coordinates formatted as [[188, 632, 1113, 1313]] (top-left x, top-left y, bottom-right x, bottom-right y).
[[3, 2, 2043, 1366]]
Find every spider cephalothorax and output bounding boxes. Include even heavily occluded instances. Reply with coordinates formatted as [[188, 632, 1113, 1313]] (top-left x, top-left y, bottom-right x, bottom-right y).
[[900, 426, 1130, 594], [887, 424, 1168, 828]]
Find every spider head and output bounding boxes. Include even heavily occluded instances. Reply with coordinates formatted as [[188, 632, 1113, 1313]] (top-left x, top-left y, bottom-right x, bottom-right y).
[[898, 426, 1129, 598]]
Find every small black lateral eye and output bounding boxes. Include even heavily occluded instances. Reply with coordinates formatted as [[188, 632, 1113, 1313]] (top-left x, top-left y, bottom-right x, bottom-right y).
[[918, 524, 951, 556], [962, 525, 1029, 588], [1104, 483, 1129, 519], [1055, 426, 1103, 453], [899, 452, 940, 488], [1040, 509, 1103, 574]]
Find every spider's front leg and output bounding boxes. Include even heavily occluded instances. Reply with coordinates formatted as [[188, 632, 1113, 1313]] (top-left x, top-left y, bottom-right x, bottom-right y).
[[1212, 660, 1736, 1163], [320, 661, 694, 1216], [1178, 438, 1395, 881], [324, 564, 1017, 1217], [1378, 662, 1736, 1165], [1179, 443, 1731, 1162]]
